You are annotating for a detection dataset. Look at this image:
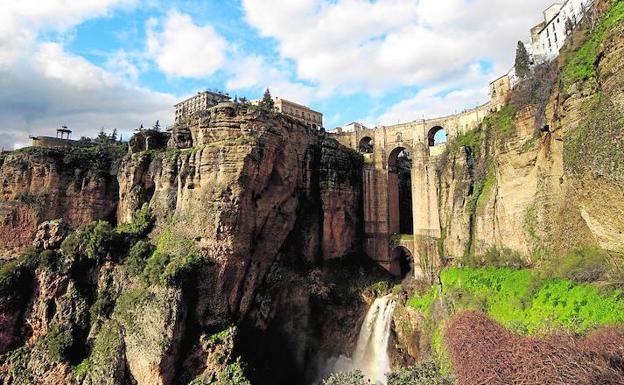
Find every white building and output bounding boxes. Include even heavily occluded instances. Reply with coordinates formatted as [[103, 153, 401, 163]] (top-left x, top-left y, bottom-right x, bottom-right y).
[[531, 0, 593, 62]]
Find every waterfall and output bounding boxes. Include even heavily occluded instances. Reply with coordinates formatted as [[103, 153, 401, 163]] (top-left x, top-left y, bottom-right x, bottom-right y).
[[330, 295, 396, 384]]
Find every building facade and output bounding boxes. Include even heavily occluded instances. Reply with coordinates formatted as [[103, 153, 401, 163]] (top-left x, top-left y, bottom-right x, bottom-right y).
[[489, 74, 512, 111], [174, 91, 230, 123], [273, 97, 323, 129], [531, 0, 593, 61]]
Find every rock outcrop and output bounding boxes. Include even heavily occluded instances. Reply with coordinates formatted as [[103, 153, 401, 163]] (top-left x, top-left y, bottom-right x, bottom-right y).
[[0, 104, 373, 385], [0, 147, 122, 256]]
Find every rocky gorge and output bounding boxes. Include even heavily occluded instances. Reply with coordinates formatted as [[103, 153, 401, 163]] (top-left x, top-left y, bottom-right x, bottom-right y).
[[0, 0, 623, 384]]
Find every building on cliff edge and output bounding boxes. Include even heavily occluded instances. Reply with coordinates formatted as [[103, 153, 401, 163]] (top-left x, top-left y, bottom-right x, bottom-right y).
[[174, 90, 231, 123], [530, 0, 594, 62], [30, 127, 86, 148], [252, 97, 323, 129]]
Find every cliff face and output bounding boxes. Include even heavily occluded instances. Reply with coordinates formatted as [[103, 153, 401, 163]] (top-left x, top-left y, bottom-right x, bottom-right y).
[[437, 1, 624, 260], [116, 103, 367, 383], [0, 104, 372, 385], [0, 147, 121, 256]]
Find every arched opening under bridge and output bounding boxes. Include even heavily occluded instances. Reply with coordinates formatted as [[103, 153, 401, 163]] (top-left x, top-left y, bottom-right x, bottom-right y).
[[391, 246, 414, 279], [388, 147, 413, 235], [427, 126, 447, 147], [358, 136, 374, 154]]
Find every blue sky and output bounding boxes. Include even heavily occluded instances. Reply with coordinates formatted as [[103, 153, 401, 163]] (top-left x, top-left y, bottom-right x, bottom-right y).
[[0, 0, 556, 149]]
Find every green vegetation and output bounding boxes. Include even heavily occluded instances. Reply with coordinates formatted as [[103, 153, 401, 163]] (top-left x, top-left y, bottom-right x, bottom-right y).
[[0, 246, 54, 285], [474, 169, 496, 215], [116, 203, 154, 240], [257, 88, 275, 111], [484, 105, 516, 137], [188, 359, 252, 385], [410, 266, 624, 336], [142, 229, 201, 286], [446, 127, 482, 154], [40, 326, 73, 362], [92, 324, 123, 362], [461, 246, 526, 269], [321, 360, 453, 385], [542, 245, 622, 285], [123, 240, 153, 276], [561, 1, 624, 90], [14, 143, 126, 174], [322, 371, 367, 385], [387, 359, 454, 385], [514, 41, 531, 79], [564, 91, 624, 181], [60, 221, 115, 262], [72, 358, 92, 378], [114, 287, 149, 329]]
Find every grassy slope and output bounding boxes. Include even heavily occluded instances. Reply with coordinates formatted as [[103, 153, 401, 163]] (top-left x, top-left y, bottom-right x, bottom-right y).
[[410, 268, 624, 335]]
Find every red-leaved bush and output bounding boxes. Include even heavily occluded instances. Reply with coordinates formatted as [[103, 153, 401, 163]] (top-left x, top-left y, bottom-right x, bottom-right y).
[[444, 311, 624, 385]]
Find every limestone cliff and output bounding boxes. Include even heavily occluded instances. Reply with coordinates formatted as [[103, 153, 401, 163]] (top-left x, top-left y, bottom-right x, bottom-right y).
[[0, 104, 378, 385], [0, 146, 122, 257], [437, 1, 624, 261]]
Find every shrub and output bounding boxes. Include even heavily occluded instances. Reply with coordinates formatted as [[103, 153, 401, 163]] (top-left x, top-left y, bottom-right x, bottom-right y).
[[142, 229, 201, 286], [60, 221, 117, 262], [386, 359, 454, 385], [322, 370, 367, 385], [124, 240, 153, 276], [545, 246, 609, 283], [215, 359, 252, 385], [561, 1, 624, 90], [40, 326, 73, 362], [444, 311, 624, 385], [461, 247, 527, 269], [116, 204, 154, 240]]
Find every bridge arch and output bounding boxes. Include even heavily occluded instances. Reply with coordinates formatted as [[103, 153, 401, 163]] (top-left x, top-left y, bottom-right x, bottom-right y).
[[391, 246, 414, 279], [387, 146, 413, 235], [427, 126, 447, 147], [358, 136, 374, 154]]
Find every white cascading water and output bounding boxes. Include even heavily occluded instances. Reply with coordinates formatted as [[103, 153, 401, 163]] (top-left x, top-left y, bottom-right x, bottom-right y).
[[330, 294, 396, 384]]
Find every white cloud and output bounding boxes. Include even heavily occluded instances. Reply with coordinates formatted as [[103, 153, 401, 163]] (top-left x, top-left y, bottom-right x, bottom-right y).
[[242, 0, 555, 95], [0, 42, 175, 149], [226, 56, 316, 104], [147, 10, 227, 78], [0, 0, 136, 68], [0, 0, 175, 150]]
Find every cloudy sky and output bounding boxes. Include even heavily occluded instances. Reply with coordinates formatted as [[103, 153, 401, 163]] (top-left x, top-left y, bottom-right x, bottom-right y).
[[0, 0, 555, 149]]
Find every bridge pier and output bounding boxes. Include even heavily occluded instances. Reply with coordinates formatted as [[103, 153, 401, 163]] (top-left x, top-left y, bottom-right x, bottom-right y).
[[333, 106, 490, 279]]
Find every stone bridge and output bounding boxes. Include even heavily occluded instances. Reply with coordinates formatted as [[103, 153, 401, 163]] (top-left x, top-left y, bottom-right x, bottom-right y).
[[333, 102, 492, 278]]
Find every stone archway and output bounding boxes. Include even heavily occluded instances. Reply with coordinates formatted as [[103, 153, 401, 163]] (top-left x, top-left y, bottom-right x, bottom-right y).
[[427, 126, 447, 147], [387, 147, 413, 235], [391, 246, 414, 279], [358, 136, 374, 153]]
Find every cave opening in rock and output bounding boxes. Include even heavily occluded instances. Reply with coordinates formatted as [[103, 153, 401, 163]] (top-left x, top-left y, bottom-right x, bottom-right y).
[[388, 147, 413, 235]]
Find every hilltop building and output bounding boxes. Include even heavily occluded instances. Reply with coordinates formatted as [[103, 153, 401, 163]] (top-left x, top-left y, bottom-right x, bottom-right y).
[[530, 0, 593, 61], [272, 97, 323, 129], [174, 91, 230, 123]]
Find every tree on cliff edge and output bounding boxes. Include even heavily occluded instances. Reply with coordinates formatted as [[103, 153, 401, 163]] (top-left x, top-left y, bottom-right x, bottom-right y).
[[514, 41, 530, 79], [258, 88, 275, 111]]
